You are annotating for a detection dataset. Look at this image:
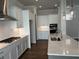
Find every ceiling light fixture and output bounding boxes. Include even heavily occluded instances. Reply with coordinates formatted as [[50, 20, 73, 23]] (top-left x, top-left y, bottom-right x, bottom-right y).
[[67, 6, 70, 8], [35, 0, 38, 2], [54, 4, 58, 7], [39, 5, 42, 8]]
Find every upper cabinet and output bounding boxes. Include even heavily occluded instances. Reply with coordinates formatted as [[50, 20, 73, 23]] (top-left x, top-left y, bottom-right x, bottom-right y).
[[7, 0, 16, 19], [7, 0, 24, 28], [15, 7, 23, 28]]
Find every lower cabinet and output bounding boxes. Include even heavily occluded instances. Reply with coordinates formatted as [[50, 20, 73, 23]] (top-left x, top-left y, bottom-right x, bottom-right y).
[[15, 36, 28, 58], [25, 37, 28, 49], [21, 40, 26, 53], [0, 50, 5, 59], [0, 36, 28, 59], [0, 46, 10, 59], [10, 44, 17, 59], [21, 36, 28, 53], [16, 40, 22, 58], [37, 31, 49, 39]]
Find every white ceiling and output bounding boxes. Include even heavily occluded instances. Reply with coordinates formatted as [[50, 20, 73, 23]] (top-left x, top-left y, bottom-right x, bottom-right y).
[[18, 0, 60, 10]]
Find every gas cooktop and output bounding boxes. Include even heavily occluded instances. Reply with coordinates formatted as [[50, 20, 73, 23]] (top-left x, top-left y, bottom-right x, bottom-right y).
[[0, 37, 21, 43]]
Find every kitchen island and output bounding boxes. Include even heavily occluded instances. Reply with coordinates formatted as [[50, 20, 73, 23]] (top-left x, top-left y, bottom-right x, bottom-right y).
[[48, 33, 79, 59]]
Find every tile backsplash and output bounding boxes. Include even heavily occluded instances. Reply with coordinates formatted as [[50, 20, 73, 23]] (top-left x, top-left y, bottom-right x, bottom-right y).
[[13, 28, 26, 37], [0, 20, 17, 41]]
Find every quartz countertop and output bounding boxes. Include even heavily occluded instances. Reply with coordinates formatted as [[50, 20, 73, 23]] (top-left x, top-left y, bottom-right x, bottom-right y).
[[0, 43, 9, 49], [48, 33, 79, 57]]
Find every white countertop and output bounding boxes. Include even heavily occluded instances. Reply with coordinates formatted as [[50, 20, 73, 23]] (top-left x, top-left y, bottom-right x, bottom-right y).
[[0, 43, 9, 49], [48, 33, 79, 57]]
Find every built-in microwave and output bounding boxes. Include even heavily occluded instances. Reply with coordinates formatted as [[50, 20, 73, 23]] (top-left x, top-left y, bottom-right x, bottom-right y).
[[50, 24, 57, 33]]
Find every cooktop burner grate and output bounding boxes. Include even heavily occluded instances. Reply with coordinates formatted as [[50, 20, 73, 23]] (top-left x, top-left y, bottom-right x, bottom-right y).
[[0, 37, 20, 43]]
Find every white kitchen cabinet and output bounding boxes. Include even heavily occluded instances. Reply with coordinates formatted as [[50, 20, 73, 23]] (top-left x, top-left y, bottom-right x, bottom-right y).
[[37, 31, 49, 40], [15, 7, 23, 28], [4, 48, 10, 59], [7, 0, 16, 19], [0, 51, 5, 59], [15, 37, 28, 58], [8, 36, 28, 59], [15, 40, 22, 58], [21, 40, 26, 53], [25, 36, 28, 49], [0, 47, 10, 59], [10, 44, 17, 59], [21, 36, 28, 53], [0, 36, 29, 59]]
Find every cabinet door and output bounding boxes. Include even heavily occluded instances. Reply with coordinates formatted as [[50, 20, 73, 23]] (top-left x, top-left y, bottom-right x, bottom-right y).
[[7, 0, 16, 18], [15, 7, 23, 28], [21, 40, 25, 53], [0, 51, 4, 59], [24, 37, 28, 50], [38, 31, 48, 39], [25, 38, 28, 49], [20, 38, 26, 55], [10, 44, 17, 59], [4, 53, 10, 59], [0, 47, 10, 59], [0, 56, 4, 59], [23, 36, 28, 50], [19, 36, 28, 55], [16, 41, 22, 58]]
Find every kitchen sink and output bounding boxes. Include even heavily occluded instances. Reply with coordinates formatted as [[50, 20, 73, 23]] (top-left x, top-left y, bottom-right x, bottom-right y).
[[74, 38, 79, 42], [51, 37, 61, 41]]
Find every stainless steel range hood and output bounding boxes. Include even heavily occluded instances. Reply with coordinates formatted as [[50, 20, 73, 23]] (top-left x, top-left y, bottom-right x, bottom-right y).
[[0, 0, 16, 20]]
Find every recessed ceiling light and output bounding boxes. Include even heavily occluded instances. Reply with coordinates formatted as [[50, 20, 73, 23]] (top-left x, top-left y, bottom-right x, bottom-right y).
[[54, 4, 58, 7], [35, 0, 38, 2], [39, 5, 42, 8], [67, 6, 70, 8]]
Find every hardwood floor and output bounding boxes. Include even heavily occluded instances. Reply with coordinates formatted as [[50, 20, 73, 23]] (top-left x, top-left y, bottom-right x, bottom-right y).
[[19, 40, 48, 59]]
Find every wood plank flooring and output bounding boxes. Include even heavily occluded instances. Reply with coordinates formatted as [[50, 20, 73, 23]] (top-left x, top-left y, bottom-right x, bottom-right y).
[[19, 40, 48, 59]]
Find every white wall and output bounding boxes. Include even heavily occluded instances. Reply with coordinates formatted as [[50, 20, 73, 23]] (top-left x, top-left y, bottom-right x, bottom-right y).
[[0, 20, 17, 41]]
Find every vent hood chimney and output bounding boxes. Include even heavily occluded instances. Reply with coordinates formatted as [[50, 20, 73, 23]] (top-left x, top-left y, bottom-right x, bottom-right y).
[[0, 0, 16, 20]]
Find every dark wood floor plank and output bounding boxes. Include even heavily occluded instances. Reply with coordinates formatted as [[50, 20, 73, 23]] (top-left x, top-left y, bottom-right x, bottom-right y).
[[19, 40, 48, 59]]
